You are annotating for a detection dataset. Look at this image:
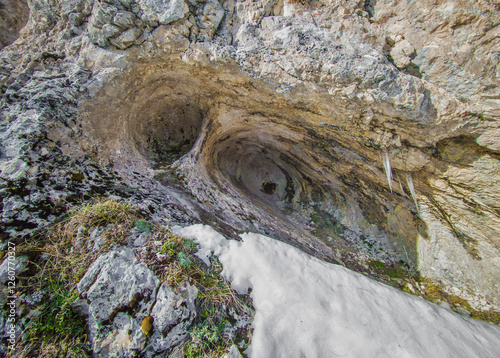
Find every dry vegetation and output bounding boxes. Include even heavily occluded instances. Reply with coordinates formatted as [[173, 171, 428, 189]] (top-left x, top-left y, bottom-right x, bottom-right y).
[[11, 199, 144, 357], [138, 227, 253, 357], [6, 198, 253, 358]]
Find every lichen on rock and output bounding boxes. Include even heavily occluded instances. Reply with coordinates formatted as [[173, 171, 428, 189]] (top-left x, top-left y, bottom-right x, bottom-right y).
[[1, 0, 500, 354]]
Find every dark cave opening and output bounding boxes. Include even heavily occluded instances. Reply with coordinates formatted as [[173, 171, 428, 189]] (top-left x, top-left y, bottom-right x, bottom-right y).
[[129, 99, 205, 166], [78, 63, 424, 274], [261, 181, 277, 195]]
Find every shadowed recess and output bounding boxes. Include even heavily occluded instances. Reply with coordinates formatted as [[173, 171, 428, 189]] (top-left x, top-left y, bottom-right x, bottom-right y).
[[80, 60, 428, 275], [0, 0, 29, 49]]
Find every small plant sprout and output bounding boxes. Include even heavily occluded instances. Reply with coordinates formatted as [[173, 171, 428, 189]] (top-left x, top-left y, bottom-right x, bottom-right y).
[[159, 241, 176, 257], [184, 239, 195, 248], [135, 220, 151, 233], [177, 252, 192, 268], [382, 151, 393, 193]]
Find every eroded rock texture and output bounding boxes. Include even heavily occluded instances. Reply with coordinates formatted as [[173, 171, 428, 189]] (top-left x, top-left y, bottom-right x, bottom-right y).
[[1, 0, 499, 313], [0, 0, 29, 49], [77, 248, 200, 357]]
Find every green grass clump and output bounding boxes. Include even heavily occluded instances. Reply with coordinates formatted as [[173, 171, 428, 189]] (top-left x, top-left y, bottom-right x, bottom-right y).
[[24, 283, 89, 357], [368, 260, 385, 269], [135, 220, 151, 233], [368, 260, 413, 280], [184, 320, 229, 358], [159, 241, 176, 257], [177, 252, 192, 268]]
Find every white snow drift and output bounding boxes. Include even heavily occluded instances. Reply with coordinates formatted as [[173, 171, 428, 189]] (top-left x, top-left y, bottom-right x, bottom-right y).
[[173, 224, 500, 358]]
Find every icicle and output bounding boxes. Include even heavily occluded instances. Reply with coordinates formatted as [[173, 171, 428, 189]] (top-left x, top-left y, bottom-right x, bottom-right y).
[[382, 152, 393, 193], [406, 173, 419, 212], [397, 173, 404, 193]]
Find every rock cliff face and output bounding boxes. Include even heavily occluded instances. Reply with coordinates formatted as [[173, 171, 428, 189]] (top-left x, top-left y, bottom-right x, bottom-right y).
[[1, 0, 499, 325]]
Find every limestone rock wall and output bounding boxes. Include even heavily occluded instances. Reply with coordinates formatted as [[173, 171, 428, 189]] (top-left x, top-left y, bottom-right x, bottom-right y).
[[0, 0, 499, 311]]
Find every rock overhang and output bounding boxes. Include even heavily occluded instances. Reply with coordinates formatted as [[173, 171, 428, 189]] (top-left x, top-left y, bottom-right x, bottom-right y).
[[78, 58, 427, 273], [1, 0, 499, 313]]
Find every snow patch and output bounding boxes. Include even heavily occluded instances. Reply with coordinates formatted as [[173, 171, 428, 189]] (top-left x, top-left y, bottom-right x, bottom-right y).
[[172, 224, 228, 266], [175, 224, 500, 358]]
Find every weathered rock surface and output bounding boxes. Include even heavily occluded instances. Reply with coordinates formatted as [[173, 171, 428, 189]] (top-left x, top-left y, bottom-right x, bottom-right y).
[[77, 248, 200, 357], [147, 281, 197, 355], [0, 254, 27, 306], [1, 0, 499, 327], [78, 248, 159, 356]]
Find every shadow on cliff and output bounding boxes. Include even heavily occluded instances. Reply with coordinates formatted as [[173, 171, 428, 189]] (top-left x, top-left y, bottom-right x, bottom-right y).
[[78, 59, 431, 277], [0, 0, 29, 49]]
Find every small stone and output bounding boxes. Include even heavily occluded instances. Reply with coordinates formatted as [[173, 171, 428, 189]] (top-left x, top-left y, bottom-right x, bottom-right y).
[[142, 316, 153, 337], [102, 23, 121, 39], [110, 27, 143, 49], [72, 299, 90, 317], [92, 2, 117, 27], [390, 39, 415, 68], [138, 0, 189, 25], [113, 10, 136, 29], [222, 345, 243, 358], [132, 233, 148, 247], [196, 0, 224, 41]]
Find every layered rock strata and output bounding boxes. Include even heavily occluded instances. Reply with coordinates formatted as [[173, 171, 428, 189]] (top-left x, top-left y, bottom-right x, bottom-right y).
[[1, 0, 499, 314]]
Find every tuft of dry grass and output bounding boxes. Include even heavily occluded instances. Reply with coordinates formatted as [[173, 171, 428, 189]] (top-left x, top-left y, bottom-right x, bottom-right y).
[[288, 0, 309, 4], [14, 198, 253, 357], [196, 257, 243, 312], [34, 198, 142, 290], [16, 198, 144, 357]]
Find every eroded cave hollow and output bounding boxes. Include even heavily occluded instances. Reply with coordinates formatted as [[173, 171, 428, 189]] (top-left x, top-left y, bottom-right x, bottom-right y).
[[80, 60, 426, 273], [128, 94, 205, 164], [218, 138, 297, 207]]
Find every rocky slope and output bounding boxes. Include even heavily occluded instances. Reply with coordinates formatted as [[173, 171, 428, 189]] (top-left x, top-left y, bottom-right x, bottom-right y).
[[0, 0, 499, 354]]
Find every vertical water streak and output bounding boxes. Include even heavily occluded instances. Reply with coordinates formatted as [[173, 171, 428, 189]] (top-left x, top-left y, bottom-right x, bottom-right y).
[[397, 173, 404, 193], [383, 152, 393, 193], [406, 173, 419, 212]]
